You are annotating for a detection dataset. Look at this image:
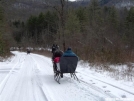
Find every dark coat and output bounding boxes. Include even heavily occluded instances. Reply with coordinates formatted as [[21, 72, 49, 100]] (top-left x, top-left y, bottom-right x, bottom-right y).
[[53, 50, 63, 59], [52, 45, 56, 53]]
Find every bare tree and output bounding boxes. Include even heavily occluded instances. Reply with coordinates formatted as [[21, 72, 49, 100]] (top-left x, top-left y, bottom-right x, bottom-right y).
[[44, 0, 69, 51]]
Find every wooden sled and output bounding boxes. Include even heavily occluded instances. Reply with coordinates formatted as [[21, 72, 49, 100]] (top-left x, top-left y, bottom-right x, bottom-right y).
[[53, 56, 79, 84]]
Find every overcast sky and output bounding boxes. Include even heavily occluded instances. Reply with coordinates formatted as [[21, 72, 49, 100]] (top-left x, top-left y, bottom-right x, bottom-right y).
[[69, 0, 76, 1]]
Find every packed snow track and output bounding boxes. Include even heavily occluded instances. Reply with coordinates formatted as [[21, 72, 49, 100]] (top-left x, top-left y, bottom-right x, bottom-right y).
[[0, 51, 134, 101]]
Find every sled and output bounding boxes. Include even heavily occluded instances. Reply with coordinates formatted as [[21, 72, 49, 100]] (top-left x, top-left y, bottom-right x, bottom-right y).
[[53, 56, 79, 84]]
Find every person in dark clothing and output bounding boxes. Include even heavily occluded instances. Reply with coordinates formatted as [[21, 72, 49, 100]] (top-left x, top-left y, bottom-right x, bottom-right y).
[[52, 44, 56, 54], [52, 46, 63, 74], [27, 49, 30, 54], [53, 49, 63, 59], [59, 47, 78, 78], [62, 47, 77, 57], [52, 45, 62, 59]]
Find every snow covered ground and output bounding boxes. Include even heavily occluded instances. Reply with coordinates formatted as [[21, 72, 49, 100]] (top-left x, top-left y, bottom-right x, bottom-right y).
[[0, 51, 134, 101]]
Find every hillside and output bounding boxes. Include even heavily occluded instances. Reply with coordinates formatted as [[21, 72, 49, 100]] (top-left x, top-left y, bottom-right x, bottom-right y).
[[102, 0, 134, 9], [3, 0, 49, 20], [75, 0, 134, 9], [3, 0, 134, 21]]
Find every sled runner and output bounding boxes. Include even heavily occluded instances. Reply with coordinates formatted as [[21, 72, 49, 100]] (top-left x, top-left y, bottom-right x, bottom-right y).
[[53, 56, 79, 84]]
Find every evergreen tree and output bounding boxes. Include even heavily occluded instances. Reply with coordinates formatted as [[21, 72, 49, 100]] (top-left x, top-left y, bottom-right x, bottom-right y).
[[125, 7, 134, 49], [126, 7, 134, 28], [0, 3, 8, 56], [108, 6, 119, 29], [65, 9, 80, 39], [76, 7, 87, 32]]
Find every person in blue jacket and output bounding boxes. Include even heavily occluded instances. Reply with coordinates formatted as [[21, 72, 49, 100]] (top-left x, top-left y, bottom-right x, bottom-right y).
[[60, 47, 78, 78], [62, 47, 77, 57]]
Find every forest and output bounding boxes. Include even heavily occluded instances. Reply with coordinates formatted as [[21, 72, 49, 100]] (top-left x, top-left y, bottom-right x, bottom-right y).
[[1, 0, 134, 64]]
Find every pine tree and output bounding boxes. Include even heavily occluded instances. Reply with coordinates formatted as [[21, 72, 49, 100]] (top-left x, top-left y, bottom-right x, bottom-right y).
[[0, 3, 6, 56], [125, 7, 134, 49]]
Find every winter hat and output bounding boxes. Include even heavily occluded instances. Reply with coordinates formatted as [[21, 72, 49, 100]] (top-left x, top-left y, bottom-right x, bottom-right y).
[[67, 47, 71, 50]]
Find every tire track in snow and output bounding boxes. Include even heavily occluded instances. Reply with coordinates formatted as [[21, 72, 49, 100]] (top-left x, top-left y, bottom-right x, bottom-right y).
[[30, 53, 53, 75], [79, 79, 116, 98], [78, 72, 134, 96], [31, 54, 52, 67], [64, 75, 116, 100], [0, 55, 25, 95], [0, 54, 46, 101], [12, 54, 42, 101], [0, 54, 27, 101], [8, 54, 48, 101], [30, 55, 50, 101]]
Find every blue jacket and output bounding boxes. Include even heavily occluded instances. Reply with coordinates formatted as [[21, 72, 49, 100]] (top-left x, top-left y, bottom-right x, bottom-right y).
[[62, 50, 77, 57]]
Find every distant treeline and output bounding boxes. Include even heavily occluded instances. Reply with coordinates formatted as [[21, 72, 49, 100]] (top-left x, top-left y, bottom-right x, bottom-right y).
[[0, 3, 10, 56], [3, 0, 134, 63]]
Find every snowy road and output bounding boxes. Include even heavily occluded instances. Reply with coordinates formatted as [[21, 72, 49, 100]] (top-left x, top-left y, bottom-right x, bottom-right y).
[[0, 51, 134, 101]]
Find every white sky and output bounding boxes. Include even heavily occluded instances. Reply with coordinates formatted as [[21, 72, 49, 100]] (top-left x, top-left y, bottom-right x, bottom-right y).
[[69, 0, 76, 1]]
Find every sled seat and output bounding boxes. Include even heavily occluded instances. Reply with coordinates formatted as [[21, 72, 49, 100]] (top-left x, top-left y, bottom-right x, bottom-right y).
[[60, 56, 78, 73]]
